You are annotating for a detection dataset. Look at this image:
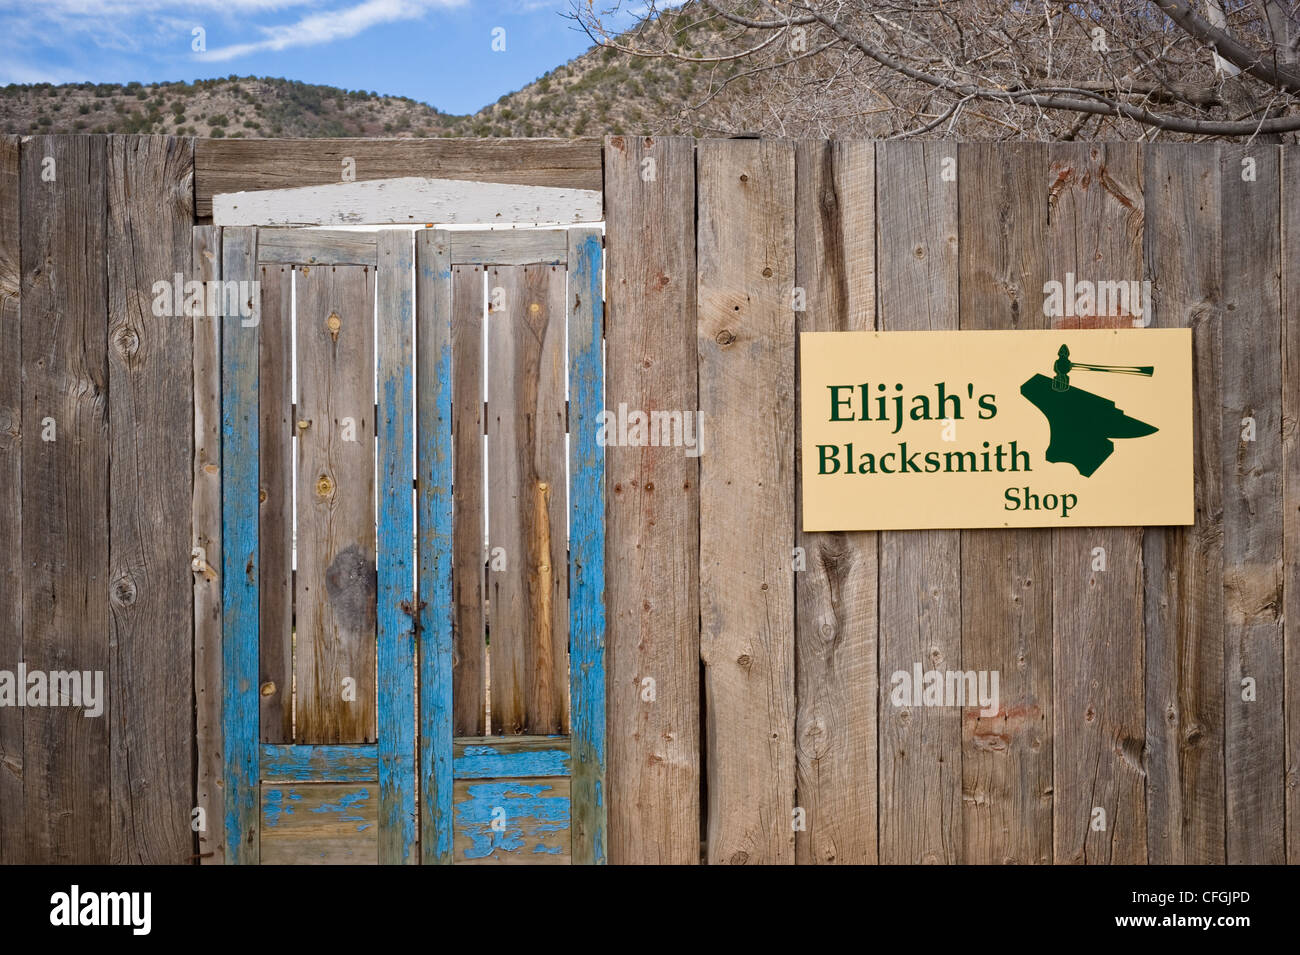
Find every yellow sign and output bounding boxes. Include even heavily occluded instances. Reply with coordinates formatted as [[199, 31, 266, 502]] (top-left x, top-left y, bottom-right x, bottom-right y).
[[800, 329, 1193, 531]]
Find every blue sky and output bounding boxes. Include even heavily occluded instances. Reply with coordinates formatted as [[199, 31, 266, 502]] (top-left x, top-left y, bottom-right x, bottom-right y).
[[0, 1, 644, 115]]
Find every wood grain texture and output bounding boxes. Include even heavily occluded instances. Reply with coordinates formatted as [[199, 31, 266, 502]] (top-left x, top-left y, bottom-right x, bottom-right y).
[[416, 229, 455, 864], [875, 140, 961, 864], [261, 744, 376, 782], [486, 265, 569, 736], [106, 135, 195, 863], [196, 137, 603, 218], [193, 226, 223, 864], [957, 142, 1053, 865], [375, 230, 418, 864], [260, 783, 378, 864], [603, 135, 701, 865], [258, 264, 292, 744], [1221, 145, 1285, 865], [213, 176, 602, 227], [452, 776, 571, 863], [697, 138, 796, 865], [257, 228, 377, 266], [294, 264, 377, 743], [1143, 144, 1225, 864], [567, 226, 607, 865], [451, 228, 568, 266], [1284, 147, 1300, 866], [793, 140, 877, 865], [1047, 142, 1147, 864], [220, 226, 260, 864], [451, 265, 486, 736], [0, 134, 21, 864], [20, 135, 111, 863]]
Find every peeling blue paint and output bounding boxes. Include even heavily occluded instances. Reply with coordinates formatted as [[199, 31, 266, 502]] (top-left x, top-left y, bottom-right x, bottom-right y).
[[454, 782, 570, 859], [454, 745, 571, 779]]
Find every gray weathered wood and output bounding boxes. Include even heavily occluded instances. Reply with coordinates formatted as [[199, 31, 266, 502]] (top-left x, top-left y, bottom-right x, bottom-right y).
[[294, 264, 378, 743], [258, 229, 378, 266], [1284, 146, 1300, 866], [875, 140, 962, 864], [196, 137, 603, 218], [260, 783, 378, 864], [106, 135, 195, 863], [1221, 144, 1285, 865], [0, 134, 21, 864], [603, 135, 701, 864], [452, 266, 486, 736], [957, 142, 1053, 865], [1143, 143, 1225, 864], [258, 265, 293, 743], [451, 229, 568, 266], [697, 138, 796, 865], [20, 135, 111, 863], [214, 177, 601, 227], [1048, 142, 1147, 864], [192, 224, 225, 864], [793, 140, 877, 865], [486, 265, 569, 735]]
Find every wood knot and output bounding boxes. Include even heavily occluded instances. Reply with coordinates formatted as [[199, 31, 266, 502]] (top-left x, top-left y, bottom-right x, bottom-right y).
[[738, 174, 749, 183], [737, 653, 752, 669], [316, 474, 334, 497], [729, 850, 749, 864], [761, 267, 772, 277], [113, 325, 140, 359], [261, 681, 276, 697], [715, 329, 736, 346], [326, 311, 341, 342], [111, 573, 137, 607]]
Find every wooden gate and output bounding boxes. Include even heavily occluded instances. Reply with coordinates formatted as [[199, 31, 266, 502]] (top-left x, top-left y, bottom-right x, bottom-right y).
[[198, 225, 606, 864]]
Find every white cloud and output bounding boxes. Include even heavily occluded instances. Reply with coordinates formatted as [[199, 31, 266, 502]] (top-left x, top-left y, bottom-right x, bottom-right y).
[[196, 0, 465, 62]]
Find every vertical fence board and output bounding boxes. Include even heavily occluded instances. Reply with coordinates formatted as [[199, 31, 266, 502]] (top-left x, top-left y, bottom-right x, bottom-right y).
[[220, 226, 260, 864], [376, 230, 417, 864], [486, 264, 569, 735], [957, 142, 1053, 864], [193, 225, 225, 864], [0, 134, 21, 863], [295, 264, 377, 744], [1143, 144, 1225, 864], [697, 138, 796, 865], [105, 135, 195, 863], [451, 265, 486, 736], [1221, 145, 1285, 865], [569, 226, 608, 864], [603, 135, 701, 864], [416, 229, 455, 864], [1047, 142, 1147, 864], [793, 140, 877, 864], [20, 135, 111, 863], [1285, 147, 1300, 866], [875, 140, 962, 864], [258, 264, 293, 744]]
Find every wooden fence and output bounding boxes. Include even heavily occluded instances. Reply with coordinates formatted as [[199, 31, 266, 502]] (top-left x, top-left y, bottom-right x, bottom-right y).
[[0, 134, 1296, 863]]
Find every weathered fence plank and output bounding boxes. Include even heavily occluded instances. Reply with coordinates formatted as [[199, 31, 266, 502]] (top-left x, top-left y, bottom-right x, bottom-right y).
[[196, 137, 603, 218], [1221, 145, 1285, 865], [260, 783, 378, 864], [258, 264, 293, 744], [957, 142, 1053, 865], [568, 226, 608, 865], [451, 265, 486, 736], [486, 265, 569, 736], [106, 135, 195, 863], [875, 140, 961, 864], [0, 134, 21, 864], [603, 135, 701, 865], [193, 225, 223, 864], [697, 138, 796, 865], [220, 226, 261, 864], [416, 229, 456, 864], [793, 140, 877, 865], [295, 264, 377, 744], [1143, 143, 1225, 864], [376, 230, 418, 864], [1285, 147, 1300, 866], [20, 135, 111, 863], [1047, 142, 1147, 864]]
